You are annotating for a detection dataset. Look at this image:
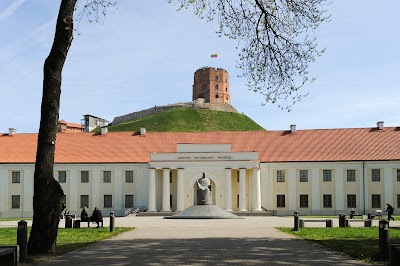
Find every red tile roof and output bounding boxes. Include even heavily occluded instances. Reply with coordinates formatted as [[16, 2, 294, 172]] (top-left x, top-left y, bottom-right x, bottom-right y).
[[1, 127, 400, 163]]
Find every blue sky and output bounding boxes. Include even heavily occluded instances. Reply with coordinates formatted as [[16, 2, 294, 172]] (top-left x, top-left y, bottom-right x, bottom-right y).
[[1, 0, 399, 133]]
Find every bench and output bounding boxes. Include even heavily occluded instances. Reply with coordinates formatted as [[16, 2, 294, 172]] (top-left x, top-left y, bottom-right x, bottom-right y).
[[73, 219, 103, 228], [350, 214, 364, 219], [0, 246, 18, 266], [346, 219, 372, 227], [299, 219, 333, 228]]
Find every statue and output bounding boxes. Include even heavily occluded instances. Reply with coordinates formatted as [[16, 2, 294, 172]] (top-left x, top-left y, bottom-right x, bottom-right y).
[[197, 172, 212, 205]]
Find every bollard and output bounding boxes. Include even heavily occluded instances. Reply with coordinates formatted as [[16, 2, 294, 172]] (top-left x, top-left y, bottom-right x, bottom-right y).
[[339, 213, 346, 227], [110, 211, 115, 232], [17, 220, 28, 263], [293, 211, 299, 231], [379, 220, 390, 260], [65, 214, 73, 228]]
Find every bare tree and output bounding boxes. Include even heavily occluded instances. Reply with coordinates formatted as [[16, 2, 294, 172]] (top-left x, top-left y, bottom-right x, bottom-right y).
[[170, 0, 330, 109], [28, 0, 115, 255]]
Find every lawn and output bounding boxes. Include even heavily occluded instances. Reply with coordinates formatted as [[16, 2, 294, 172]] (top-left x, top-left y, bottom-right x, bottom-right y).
[[0, 227, 133, 263], [278, 227, 400, 263]]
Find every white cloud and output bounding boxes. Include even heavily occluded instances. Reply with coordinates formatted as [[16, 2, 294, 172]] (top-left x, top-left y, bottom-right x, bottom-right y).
[[0, 0, 28, 21]]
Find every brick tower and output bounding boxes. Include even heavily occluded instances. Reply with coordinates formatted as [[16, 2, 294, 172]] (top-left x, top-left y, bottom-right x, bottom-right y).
[[192, 67, 230, 104]]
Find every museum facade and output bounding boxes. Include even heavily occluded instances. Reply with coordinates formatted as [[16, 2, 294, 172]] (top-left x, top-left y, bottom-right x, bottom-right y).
[[1, 123, 400, 218]]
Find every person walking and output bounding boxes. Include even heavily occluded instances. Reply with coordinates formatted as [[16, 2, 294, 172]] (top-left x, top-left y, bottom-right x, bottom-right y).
[[386, 203, 395, 221]]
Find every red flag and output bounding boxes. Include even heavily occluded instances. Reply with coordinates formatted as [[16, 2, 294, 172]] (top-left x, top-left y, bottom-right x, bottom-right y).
[[211, 54, 218, 58]]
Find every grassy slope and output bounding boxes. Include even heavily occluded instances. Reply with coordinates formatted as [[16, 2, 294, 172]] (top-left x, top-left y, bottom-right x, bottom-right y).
[[108, 107, 264, 132]]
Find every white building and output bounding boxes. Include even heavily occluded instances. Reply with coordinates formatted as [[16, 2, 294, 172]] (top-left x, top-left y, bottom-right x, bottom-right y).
[[1, 122, 399, 218]]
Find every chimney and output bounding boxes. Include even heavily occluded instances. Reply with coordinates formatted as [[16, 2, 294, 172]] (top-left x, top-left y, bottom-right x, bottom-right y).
[[290, 124, 296, 133], [100, 126, 108, 135], [8, 128, 16, 135], [377, 121, 384, 130], [140, 127, 146, 135]]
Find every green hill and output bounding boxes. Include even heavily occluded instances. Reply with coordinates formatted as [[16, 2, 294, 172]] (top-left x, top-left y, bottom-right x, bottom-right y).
[[107, 107, 264, 132]]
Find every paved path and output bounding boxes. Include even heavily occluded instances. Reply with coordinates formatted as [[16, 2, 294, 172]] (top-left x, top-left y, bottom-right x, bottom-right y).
[[26, 216, 374, 265]]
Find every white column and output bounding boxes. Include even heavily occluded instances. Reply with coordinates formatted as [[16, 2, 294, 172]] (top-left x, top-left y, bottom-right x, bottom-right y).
[[335, 168, 344, 213], [288, 168, 297, 212], [91, 170, 101, 209], [23, 170, 33, 217], [162, 168, 171, 212], [252, 168, 262, 211], [176, 168, 184, 212], [225, 168, 232, 211], [147, 168, 157, 212], [384, 167, 393, 206], [114, 169, 122, 215], [239, 168, 247, 211], [0, 169, 7, 216], [69, 169, 78, 213], [311, 168, 320, 213]]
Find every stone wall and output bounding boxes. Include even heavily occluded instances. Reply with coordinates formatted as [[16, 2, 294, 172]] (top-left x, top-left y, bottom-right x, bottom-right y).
[[112, 98, 238, 125]]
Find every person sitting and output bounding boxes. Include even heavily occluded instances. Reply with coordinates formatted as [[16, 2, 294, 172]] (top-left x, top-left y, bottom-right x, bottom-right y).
[[350, 208, 356, 219], [81, 207, 90, 227], [90, 207, 103, 228]]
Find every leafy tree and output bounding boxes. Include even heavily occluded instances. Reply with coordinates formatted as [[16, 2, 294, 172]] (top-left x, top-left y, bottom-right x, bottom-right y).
[[28, 0, 328, 255]]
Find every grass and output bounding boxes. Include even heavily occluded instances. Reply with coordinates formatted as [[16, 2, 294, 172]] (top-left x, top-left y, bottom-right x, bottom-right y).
[[0, 217, 32, 221], [0, 227, 133, 263], [278, 227, 400, 263], [103, 107, 265, 132]]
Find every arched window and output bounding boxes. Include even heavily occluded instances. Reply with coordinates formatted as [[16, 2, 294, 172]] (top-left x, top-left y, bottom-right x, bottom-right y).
[[216, 94, 219, 98], [215, 85, 218, 90], [215, 76, 219, 81], [225, 88, 228, 92]]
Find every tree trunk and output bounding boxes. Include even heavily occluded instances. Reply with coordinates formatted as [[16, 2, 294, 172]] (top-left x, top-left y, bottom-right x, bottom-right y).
[[28, 0, 77, 255]]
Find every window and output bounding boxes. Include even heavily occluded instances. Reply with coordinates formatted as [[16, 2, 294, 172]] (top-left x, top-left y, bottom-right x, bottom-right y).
[[397, 194, 400, 209], [80, 195, 89, 208], [215, 85, 218, 90], [372, 169, 380, 181], [12, 171, 20, 183], [300, 195, 308, 208], [225, 88, 228, 92], [237, 195, 239, 208], [202, 84, 206, 91], [371, 194, 381, 208], [397, 169, 400, 182], [237, 171, 240, 182], [323, 194, 332, 208], [104, 195, 112, 208], [58, 171, 66, 183], [299, 170, 308, 182], [125, 195, 134, 208], [103, 171, 111, 183], [81, 171, 89, 183], [323, 170, 332, 182], [125, 171, 134, 183], [347, 169, 356, 182], [12, 195, 20, 209], [215, 76, 219, 81], [347, 194, 356, 208], [277, 170, 285, 182], [277, 195, 285, 208]]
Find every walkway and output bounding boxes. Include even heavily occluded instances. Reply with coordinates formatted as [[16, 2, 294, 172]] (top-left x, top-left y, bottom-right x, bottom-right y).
[[33, 216, 374, 265]]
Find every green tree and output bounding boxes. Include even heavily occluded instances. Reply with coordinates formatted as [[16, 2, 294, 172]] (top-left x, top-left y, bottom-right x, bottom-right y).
[[28, 0, 328, 255]]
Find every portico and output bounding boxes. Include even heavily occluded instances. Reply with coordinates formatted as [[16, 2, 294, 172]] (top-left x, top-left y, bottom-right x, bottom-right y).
[[147, 144, 261, 212]]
